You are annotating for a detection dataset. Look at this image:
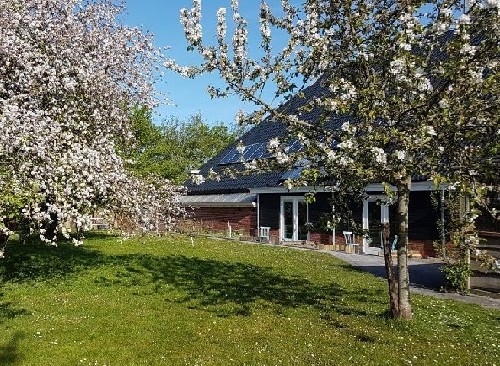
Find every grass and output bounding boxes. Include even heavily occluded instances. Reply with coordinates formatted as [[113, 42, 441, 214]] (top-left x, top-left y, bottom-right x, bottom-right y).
[[0, 233, 499, 366]]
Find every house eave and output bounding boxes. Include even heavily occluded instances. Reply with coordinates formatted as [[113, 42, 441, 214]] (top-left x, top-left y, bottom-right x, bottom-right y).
[[249, 181, 448, 194], [180, 193, 257, 208], [184, 202, 256, 208]]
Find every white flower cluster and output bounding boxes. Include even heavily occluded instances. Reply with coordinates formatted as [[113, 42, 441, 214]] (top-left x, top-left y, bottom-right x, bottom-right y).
[[330, 78, 358, 101], [268, 137, 280, 150], [115, 176, 186, 235], [371, 147, 387, 165], [180, 0, 203, 46], [217, 8, 227, 38], [232, 24, 248, 63], [259, 2, 271, 38], [395, 150, 407, 161], [191, 174, 205, 185]]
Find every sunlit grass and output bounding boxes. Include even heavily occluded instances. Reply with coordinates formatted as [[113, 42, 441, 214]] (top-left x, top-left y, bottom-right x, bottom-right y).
[[0, 233, 499, 365]]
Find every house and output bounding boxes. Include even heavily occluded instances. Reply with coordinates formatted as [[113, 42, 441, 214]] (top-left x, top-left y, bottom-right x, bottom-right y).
[[181, 79, 446, 258]]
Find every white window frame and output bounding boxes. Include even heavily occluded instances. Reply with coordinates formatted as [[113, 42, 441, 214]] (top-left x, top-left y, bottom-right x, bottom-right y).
[[280, 196, 309, 241]]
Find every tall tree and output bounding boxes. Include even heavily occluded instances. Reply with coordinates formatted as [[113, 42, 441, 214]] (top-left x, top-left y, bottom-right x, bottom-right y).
[[0, 0, 184, 251], [170, 0, 499, 319], [162, 113, 241, 183], [124, 110, 239, 184]]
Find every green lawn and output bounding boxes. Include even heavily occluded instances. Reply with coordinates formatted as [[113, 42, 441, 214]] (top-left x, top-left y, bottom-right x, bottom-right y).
[[0, 234, 499, 366]]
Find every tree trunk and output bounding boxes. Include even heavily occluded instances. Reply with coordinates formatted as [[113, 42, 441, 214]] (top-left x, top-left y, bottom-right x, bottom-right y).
[[396, 176, 412, 319], [459, 195, 472, 291], [0, 230, 8, 258], [1, 218, 11, 258], [382, 222, 398, 317]]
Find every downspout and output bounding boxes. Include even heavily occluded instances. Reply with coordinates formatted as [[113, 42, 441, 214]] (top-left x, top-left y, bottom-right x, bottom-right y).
[[256, 194, 260, 241], [441, 188, 447, 258], [332, 190, 336, 247]]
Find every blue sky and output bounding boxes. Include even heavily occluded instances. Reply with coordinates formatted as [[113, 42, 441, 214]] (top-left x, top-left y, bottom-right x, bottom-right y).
[[121, 0, 281, 126]]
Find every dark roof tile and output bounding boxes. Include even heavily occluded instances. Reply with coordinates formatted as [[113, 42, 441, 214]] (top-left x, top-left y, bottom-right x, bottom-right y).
[[184, 77, 335, 194]]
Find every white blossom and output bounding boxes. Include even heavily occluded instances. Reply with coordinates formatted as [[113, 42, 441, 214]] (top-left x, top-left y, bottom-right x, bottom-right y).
[[390, 58, 406, 75], [459, 14, 471, 25], [268, 137, 280, 149], [276, 151, 290, 164], [371, 147, 387, 165], [235, 109, 246, 124], [425, 126, 437, 136], [259, 2, 271, 38], [192, 174, 205, 185], [217, 8, 227, 38], [244, 159, 258, 170], [439, 99, 449, 109], [338, 139, 354, 150], [327, 150, 336, 161], [395, 150, 407, 161]]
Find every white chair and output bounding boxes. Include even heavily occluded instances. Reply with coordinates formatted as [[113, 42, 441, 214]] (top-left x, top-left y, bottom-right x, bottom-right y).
[[343, 231, 360, 254], [259, 226, 270, 242]]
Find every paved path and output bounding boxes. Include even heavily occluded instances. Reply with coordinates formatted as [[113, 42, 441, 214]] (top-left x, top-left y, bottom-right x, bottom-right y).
[[325, 250, 500, 310]]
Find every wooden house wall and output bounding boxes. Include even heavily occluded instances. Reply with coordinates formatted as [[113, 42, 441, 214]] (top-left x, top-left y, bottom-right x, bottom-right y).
[[308, 193, 332, 227], [259, 192, 333, 230], [408, 191, 440, 241], [185, 190, 442, 257], [259, 194, 281, 229], [260, 191, 440, 239]]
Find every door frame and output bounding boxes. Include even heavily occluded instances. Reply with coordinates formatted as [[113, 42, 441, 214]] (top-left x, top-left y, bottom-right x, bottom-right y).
[[362, 195, 389, 254], [280, 196, 309, 242]]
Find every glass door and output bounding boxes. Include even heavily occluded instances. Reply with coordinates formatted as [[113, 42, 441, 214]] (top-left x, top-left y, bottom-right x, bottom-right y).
[[363, 197, 389, 254], [283, 200, 294, 240], [281, 197, 309, 241], [367, 201, 382, 248]]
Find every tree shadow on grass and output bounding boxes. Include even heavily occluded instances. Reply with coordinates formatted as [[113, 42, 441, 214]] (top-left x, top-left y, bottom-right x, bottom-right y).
[[125, 254, 384, 318], [0, 332, 24, 365], [340, 262, 446, 290], [0, 241, 386, 318], [0, 241, 108, 283], [155, 256, 339, 310], [0, 298, 30, 324], [81, 231, 113, 240]]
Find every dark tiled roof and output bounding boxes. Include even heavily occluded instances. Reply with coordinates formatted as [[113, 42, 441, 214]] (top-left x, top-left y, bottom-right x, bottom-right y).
[[187, 169, 285, 194], [184, 77, 341, 194], [185, 118, 293, 194]]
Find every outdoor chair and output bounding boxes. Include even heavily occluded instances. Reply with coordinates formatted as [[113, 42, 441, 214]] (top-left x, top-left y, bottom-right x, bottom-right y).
[[343, 231, 360, 254], [259, 226, 270, 242]]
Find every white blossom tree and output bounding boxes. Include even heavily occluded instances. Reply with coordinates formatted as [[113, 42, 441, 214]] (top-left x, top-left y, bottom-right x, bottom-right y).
[[0, 0, 185, 254], [171, 0, 499, 319]]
